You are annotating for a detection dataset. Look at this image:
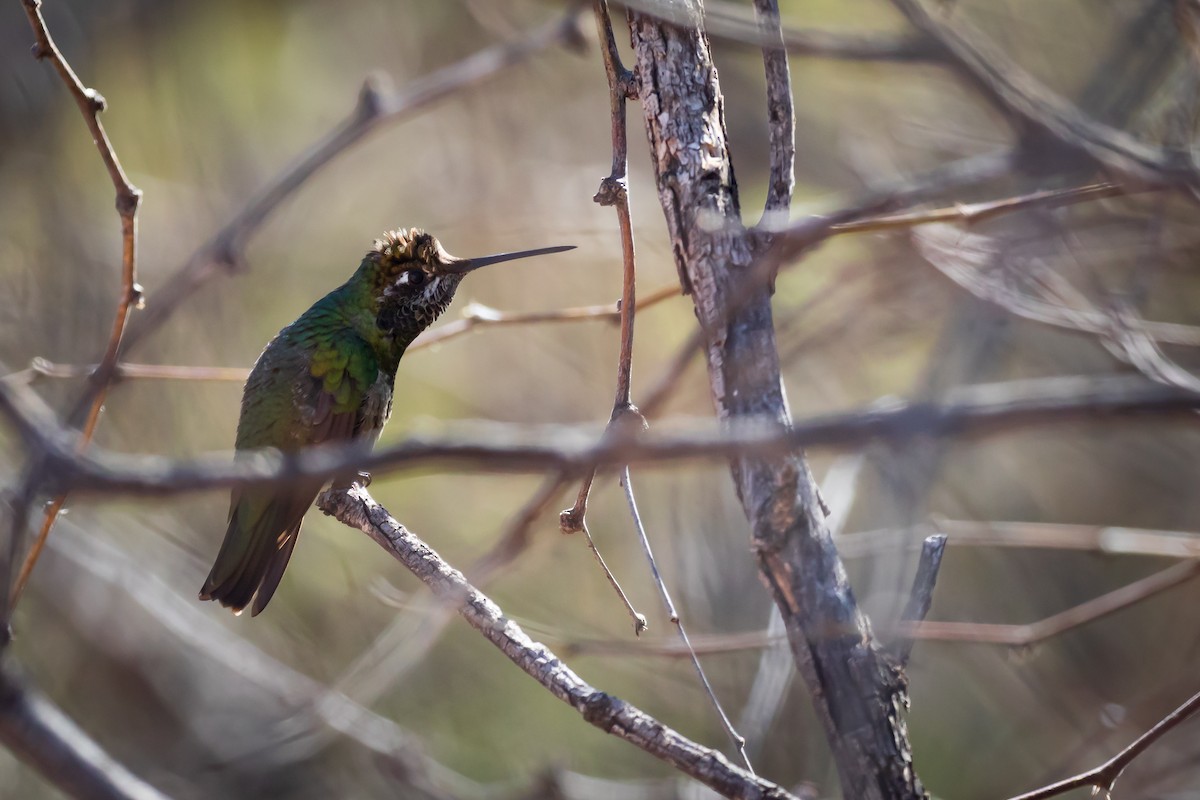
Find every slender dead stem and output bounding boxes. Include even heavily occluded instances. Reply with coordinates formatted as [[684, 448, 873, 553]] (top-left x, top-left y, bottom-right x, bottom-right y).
[[557, 0, 647, 633], [562, 0, 642, 528], [10, 0, 144, 619], [620, 466, 752, 770]]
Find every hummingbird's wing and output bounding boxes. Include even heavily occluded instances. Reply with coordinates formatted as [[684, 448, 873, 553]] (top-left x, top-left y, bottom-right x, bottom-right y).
[[201, 330, 383, 615]]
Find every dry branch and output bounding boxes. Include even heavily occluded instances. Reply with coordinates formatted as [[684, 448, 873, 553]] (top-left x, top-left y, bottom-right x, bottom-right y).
[[122, 10, 582, 352], [12, 0, 144, 617], [2, 373, 1197, 499], [1008, 689, 1200, 800], [624, 7, 924, 797], [317, 485, 793, 800], [889, 0, 1200, 188], [0, 664, 168, 800]]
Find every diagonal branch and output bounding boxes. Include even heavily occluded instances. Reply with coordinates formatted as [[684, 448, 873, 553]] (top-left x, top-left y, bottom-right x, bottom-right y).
[[0, 663, 168, 800], [317, 485, 794, 800], [889, 0, 1200, 188], [121, 10, 582, 353], [3, 373, 1199, 499], [1007, 689, 1200, 800]]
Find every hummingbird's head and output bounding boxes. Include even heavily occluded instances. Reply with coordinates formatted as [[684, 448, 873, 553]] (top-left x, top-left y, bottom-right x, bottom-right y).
[[366, 228, 574, 338]]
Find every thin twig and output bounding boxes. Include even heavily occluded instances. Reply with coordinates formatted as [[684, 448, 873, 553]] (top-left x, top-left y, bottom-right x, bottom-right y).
[[899, 558, 1200, 646], [1007, 689, 1200, 800], [621, 466, 752, 770], [567, 558, 1200, 656], [577, 518, 646, 634], [557, 0, 647, 633], [317, 486, 794, 800], [10, 0, 144, 619], [412, 283, 678, 352], [834, 182, 1131, 235], [2, 283, 683, 388]]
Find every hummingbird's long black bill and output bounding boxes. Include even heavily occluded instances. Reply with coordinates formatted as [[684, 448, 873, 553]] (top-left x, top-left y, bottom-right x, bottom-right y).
[[443, 244, 575, 274]]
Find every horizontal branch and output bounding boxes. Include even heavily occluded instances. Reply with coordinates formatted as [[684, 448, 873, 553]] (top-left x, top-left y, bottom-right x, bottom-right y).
[[7, 283, 682, 385], [317, 486, 793, 800], [618, 0, 939, 62], [3, 374, 1197, 498]]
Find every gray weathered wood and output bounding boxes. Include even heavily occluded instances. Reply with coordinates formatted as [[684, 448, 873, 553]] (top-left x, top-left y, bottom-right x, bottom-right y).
[[625, 8, 926, 798]]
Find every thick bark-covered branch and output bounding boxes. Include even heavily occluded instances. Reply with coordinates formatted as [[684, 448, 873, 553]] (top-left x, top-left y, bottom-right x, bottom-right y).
[[317, 486, 793, 800], [625, 8, 925, 799]]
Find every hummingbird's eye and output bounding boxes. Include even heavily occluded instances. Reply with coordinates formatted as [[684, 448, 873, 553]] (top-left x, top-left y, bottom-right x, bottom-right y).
[[400, 269, 427, 288]]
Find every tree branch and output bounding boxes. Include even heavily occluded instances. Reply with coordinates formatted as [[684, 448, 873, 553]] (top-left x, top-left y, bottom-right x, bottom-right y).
[[889, 0, 1200, 188], [624, 7, 926, 797], [121, 10, 582, 353], [2, 374, 1197, 499], [12, 0, 144, 620], [316, 485, 794, 800], [1008, 689, 1200, 800], [0, 664, 168, 800]]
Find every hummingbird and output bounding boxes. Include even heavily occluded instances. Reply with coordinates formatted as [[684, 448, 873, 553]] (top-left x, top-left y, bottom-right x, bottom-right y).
[[199, 228, 573, 615]]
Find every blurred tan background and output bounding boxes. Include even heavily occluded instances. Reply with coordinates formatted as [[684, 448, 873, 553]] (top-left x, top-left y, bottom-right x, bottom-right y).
[[2, 0, 1200, 797]]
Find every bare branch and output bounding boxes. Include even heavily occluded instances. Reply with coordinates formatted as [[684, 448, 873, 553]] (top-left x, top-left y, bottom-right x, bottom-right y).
[[752, 0, 794, 219], [1008, 689, 1200, 800], [890, 534, 947, 666], [568, 557, 1200, 655], [3, 374, 1198, 499], [317, 485, 795, 800], [121, 10, 582, 353], [618, 0, 939, 62], [620, 466, 750, 767], [3, 284, 682, 387], [889, 0, 1200, 188], [12, 0, 144, 618], [901, 558, 1200, 646], [0, 664, 168, 800], [834, 182, 1133, 235], [558, 0, 647, 635]]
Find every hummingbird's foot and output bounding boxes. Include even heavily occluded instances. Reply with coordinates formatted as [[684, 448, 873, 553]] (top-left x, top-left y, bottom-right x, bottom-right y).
[[356, 471, 372, 488]]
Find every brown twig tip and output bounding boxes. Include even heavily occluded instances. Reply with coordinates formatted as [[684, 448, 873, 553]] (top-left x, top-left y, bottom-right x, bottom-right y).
[[558, 506, 584, 534], [593, 175, 627, 206]]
